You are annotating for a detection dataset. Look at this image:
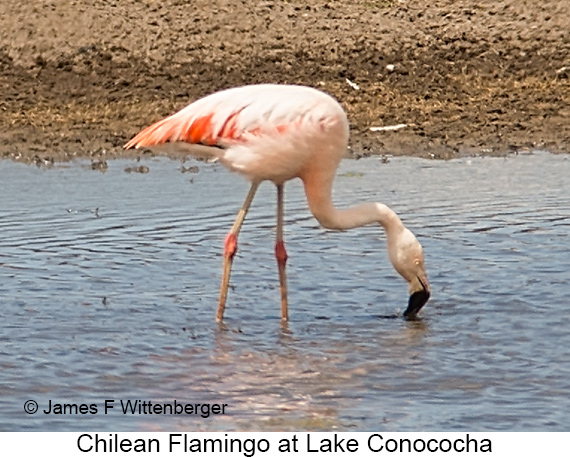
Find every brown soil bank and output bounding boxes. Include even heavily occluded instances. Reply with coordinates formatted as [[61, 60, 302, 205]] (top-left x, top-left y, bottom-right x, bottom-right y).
[[1, 0, 569, 164]]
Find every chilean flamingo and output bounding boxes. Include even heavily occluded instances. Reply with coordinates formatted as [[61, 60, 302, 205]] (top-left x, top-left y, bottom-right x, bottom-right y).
[[124, 84, 430, 321]]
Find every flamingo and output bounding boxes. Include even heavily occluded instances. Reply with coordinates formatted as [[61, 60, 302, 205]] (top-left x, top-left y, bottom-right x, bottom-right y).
[[124, 84, 430, 321]]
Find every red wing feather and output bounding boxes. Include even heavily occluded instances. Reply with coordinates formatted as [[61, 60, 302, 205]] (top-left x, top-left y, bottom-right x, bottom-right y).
[[125, 110, 242, 149], [124, 115, 179, 149], [182, 113, 215, 145]]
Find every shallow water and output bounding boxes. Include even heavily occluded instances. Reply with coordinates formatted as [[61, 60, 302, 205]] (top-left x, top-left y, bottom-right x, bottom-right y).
[[1, 152, 569, 431]]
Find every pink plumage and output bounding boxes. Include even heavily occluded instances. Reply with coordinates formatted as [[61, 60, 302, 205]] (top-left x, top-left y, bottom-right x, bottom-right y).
[[125, 84, 349, 183], [125, 84, 430, 322]]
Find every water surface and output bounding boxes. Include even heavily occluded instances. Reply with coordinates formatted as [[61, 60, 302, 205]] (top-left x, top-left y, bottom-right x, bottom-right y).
[[1, 152, 569, 431]]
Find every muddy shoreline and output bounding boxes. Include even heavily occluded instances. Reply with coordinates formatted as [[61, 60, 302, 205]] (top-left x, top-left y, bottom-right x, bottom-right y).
[[1, 0, 569, 165]]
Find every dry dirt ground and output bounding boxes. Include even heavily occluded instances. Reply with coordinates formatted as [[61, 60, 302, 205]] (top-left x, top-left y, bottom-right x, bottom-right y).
[[1, 0, 569, 165]]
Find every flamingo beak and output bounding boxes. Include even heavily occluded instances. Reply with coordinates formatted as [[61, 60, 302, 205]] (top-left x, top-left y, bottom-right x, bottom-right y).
[[404, 276, 430, 319]]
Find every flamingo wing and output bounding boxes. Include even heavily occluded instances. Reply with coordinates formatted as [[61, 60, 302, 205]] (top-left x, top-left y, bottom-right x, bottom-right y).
[[124, 84, 349, 182], [124, 84, 342, 150]]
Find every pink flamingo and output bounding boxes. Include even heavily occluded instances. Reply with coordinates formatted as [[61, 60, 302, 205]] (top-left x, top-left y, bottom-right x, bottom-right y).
[[125, 84, 430, 321]]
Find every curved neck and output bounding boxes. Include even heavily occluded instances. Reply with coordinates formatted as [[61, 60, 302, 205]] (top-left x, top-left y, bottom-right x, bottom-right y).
[[302, 175, 405, 233]]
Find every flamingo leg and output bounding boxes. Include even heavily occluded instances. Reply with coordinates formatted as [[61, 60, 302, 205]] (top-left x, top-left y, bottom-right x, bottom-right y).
[[275, 184, 289, 321], [216, 181, 260, 322]]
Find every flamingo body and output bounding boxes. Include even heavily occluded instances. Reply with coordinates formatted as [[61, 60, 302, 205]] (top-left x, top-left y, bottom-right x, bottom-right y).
[[125, 84, 349, 185], [125, 84, 430, 321]]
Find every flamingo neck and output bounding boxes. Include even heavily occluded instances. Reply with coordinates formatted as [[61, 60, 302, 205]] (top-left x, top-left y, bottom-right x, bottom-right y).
[[302, 176, 405, 234]]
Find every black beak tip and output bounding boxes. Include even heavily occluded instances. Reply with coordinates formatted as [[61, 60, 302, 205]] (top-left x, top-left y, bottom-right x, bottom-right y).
[[404, 290, 430, 319]]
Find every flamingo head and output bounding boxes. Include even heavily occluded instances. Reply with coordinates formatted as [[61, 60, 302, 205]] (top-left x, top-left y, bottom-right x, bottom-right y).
[[387, 227, 431, 319]]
